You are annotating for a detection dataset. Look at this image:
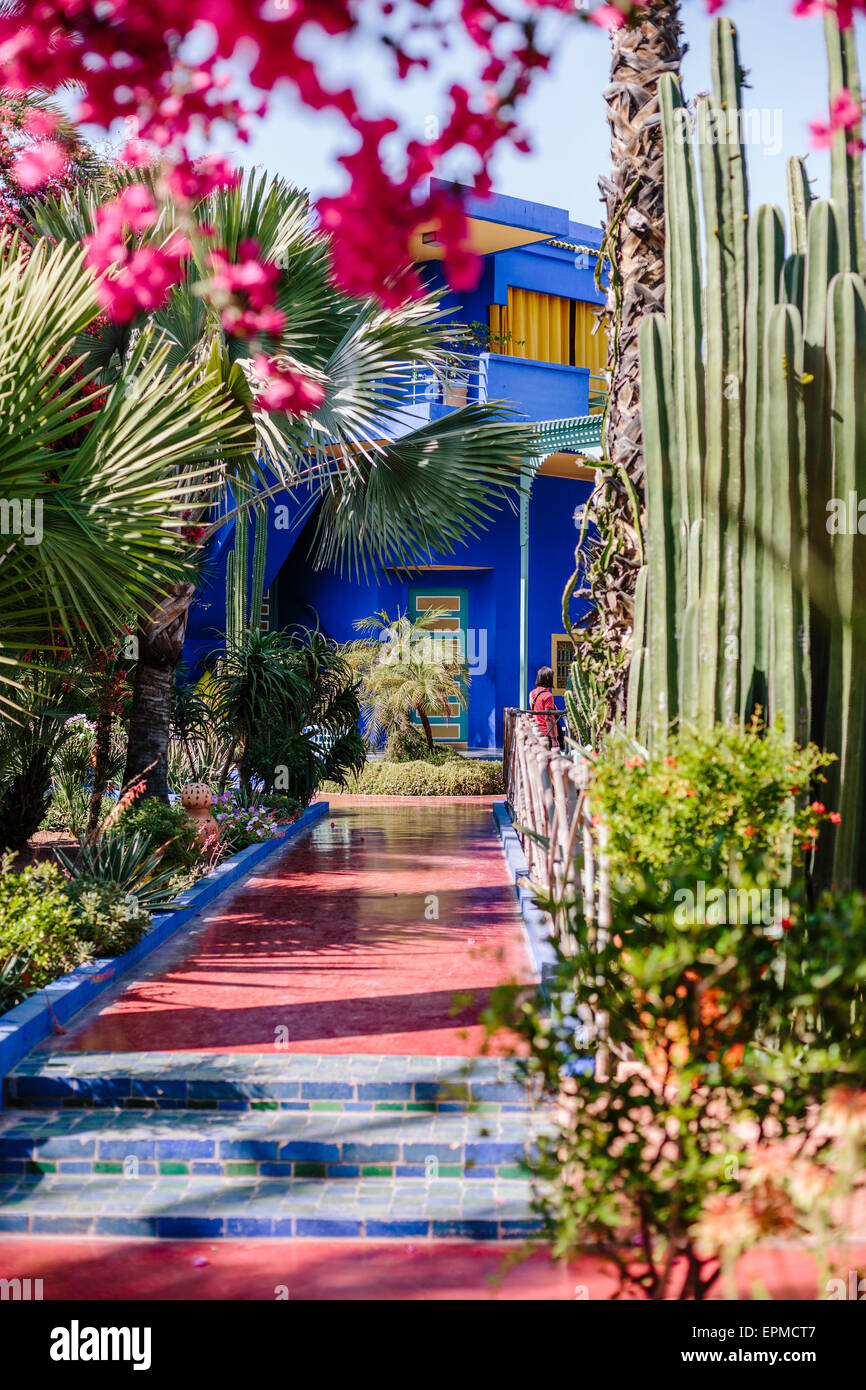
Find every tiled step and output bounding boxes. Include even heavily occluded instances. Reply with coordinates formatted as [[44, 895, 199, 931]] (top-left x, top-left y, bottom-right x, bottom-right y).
[[5, 1052, 533, 1112], [0, 1106, 545, 1182], [0, 1173, 542, 1240]]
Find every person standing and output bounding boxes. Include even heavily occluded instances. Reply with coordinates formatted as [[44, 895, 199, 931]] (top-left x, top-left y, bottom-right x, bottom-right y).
[[529, 666, 559, 748]]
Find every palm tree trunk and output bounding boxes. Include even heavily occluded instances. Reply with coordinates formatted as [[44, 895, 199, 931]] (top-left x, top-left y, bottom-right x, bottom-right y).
[[415, 706, 435, 751], [123, 583, 195, 801], [576, 0, 684, 725]]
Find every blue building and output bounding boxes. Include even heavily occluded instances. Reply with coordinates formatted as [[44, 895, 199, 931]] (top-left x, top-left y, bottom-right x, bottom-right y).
[[184, 185, 606, 751]]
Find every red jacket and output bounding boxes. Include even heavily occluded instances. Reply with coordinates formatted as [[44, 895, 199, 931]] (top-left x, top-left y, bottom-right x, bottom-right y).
[[529, 686, 557, 737]]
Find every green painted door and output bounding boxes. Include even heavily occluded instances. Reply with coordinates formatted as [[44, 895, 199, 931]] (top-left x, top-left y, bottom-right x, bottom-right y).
[[408, 586, 469, 745]]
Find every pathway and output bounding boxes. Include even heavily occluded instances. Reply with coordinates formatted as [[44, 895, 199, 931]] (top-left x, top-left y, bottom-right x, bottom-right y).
[[40, 797, 533, 1056], [0, 797, 545, 1269]]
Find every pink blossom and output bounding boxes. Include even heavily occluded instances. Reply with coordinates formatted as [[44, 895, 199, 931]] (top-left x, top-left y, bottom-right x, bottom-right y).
[[793, 1, 865, 27], [251, 356, 325, 415], [205, 240, 285, 339], [591, 4, 628, 30], [84, 185, 188, 322], [22, 109, 59, 138], [167, 154, 240, 202], [11, 140, 68, 190], [810, 87, 863, 150]]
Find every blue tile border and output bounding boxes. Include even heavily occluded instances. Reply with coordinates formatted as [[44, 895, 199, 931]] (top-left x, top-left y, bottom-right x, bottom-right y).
[[491, 800, 557, 982], [0, 801, 329, 1103]]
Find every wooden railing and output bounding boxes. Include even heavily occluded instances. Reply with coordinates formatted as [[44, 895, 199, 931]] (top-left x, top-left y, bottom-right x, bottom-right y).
[[502, 707, 612, 1078]]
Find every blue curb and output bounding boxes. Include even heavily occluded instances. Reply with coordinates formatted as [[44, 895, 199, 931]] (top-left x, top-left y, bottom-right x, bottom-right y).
[[491, 800, 558, 983], [0, 800, 329, 1102]]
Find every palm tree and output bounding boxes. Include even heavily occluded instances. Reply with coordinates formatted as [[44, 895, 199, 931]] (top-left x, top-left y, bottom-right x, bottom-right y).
[[0, 235, 245, 716], [346, 608, 469, 751], [572, 0, 683, 725], [28, 172, 535, 799]]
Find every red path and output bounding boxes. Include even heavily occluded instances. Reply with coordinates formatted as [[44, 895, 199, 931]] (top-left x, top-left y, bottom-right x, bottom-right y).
[[0, 1238, 850, 1301], [47, 796, 534, 1056]]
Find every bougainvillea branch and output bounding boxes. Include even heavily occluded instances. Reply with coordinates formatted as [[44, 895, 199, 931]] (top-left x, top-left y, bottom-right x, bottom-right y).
[[0, 0, 861, 336]]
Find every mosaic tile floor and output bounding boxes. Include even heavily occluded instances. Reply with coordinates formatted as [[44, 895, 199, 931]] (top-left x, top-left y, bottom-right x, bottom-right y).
[[1, 803, 547, 1248]]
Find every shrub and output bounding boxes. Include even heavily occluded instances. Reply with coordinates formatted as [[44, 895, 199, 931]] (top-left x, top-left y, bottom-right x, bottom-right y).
[[383, 725, 428, 763], [212, 792, 280, 853], [589, 720, 835, 887], [65, 878, 150, 957], [327, 758, 504, 796], [119, 799, 202, 873], [485, 870, 866, 1300], [261, 792, 303, 823], [0, 857, 88, 1009]]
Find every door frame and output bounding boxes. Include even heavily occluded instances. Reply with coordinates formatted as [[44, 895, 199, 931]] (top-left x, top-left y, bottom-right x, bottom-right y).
[[408, 585, 469, 745]]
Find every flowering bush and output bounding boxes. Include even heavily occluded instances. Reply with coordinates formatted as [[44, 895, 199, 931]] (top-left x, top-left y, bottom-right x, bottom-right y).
[[212, 792, 280, 854], [485, 868, 866, 1299], [588, 720, 837, 887]]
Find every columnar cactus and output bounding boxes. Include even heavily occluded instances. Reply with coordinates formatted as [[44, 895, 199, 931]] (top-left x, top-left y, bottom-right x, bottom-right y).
[[629, 14, 866, 889], [225, 503, 268, 647]]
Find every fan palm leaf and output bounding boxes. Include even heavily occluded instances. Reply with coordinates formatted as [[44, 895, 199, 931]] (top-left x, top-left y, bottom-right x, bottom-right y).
[[0, 235, 249, 710]]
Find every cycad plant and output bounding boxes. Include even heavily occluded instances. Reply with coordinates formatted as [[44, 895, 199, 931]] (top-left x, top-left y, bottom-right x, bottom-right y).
[[27, 171, 535, 798], [206, 627, 364, 802], [0, 657, 79, 852], [347, 608, 469, 751]]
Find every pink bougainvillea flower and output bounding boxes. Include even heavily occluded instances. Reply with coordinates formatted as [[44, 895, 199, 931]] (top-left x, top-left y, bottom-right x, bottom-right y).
[[167, 154, 240, 202], [11, 139, 68, 190], [794, 1, 866, 27], [591, 4, 628, 30], [251, 356, 326, 415], [829, 810, 842, 824], [84, 187, 188, 322], [22, 108, 59, 138], [205, 240, 285, 338], [810, 87, 863, 148], [810, 800, 827, 813]]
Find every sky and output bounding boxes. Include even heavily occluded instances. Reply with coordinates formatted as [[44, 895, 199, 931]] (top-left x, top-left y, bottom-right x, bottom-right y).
[[225, 0, 866, 231]]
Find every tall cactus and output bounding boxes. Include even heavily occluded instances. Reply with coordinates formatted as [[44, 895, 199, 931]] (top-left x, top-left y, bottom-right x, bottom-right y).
[[225, 503, 268, 647], [628, 13, 866, 889], [824, 274, 866, 886]]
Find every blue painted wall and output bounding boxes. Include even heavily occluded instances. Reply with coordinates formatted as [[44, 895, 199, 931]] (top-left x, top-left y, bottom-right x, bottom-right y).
[[273, 471, 592, 749], [182, 186, 603, 745]]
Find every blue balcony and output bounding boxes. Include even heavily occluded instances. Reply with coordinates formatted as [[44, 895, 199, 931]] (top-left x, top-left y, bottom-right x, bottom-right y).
[[479, 353, 590, 423], [383, 351, 597, 438]]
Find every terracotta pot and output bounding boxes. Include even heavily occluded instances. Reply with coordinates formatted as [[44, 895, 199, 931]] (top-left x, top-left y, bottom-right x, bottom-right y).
[[180, 781, 217, 841]]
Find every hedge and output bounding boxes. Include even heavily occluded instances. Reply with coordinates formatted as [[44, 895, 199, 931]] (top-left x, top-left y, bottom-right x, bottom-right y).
[[324, 758, 504, 796]]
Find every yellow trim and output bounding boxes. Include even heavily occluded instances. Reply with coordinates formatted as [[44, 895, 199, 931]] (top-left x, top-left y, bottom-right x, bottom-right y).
[[490, 288, 607, 372], [551, 633, 575, 697]]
